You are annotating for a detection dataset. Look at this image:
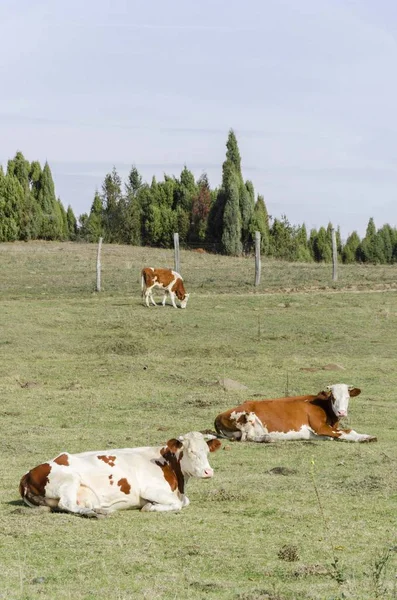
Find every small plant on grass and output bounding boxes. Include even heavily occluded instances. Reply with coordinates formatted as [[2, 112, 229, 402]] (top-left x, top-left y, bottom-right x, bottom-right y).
[[371, 546, 397, 599], [310, 457, 346, 586]]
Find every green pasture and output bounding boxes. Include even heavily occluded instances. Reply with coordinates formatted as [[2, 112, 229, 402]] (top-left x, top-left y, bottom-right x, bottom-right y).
[[1, 241, 397, 600]]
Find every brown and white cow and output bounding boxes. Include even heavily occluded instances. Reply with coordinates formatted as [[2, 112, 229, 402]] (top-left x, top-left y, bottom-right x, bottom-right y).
[[141, 267, 189, 309], [214, 384, 377, 443], [19, 432, 221, 517]]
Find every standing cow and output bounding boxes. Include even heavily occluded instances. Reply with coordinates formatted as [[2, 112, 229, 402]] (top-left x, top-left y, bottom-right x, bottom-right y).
[[19, 432, 221, 517], [141, 267, 189, 309], [214, 384, 377, 443]]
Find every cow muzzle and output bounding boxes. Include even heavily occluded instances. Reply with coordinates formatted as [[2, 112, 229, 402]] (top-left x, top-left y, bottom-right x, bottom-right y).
[[202, 468, 214, 478], [337, 410, 347, 417]]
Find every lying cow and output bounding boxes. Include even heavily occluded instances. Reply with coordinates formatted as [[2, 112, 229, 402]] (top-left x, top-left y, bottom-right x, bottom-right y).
[[19, 432, 221, 517], [141, 267, 190, 309], [214, 384, 377, 443]]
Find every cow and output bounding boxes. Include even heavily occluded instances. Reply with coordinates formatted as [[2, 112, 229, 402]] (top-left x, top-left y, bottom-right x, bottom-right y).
[[141, 267, 189, 309], [214, 384, 377, 443], [19, 432, 221, 517]]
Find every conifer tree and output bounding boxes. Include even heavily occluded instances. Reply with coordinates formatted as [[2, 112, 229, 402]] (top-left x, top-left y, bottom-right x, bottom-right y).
[[342, 231, 361, 263], [221, 163, 242, 256], [66, 205, 78, 240], [0, 173, 23, 241], [37, 162, 64, 239], [217, 132, 246, 255], [311, 226, 332, 262], [101, 167, 123, 242], [252, 195, 271, 254], [7, 152, 42, 240], [122, 191, 142, 246], [7, 151, 30, 193], [226, 129, 242, 176], [29, 161, 42, 199], [240, 180, 255, 250], [357, 218, 382, 263], [57, 199, 69, 240], [83, 191, 104, 242], [190, 173, 212, 243], [126, 165, 143, 196]]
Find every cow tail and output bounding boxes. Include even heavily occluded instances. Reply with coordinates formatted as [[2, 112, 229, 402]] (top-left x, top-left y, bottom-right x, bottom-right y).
[[141, 271, 145, 296], [214, 416, 233, 439], [19, 473, 47, 508]]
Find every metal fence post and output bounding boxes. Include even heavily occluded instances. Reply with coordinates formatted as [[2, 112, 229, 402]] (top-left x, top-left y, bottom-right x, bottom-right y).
[[255, 231, 261, 286]]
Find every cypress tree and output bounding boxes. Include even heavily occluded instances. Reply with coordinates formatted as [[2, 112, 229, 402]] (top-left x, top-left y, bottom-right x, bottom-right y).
[[226, 129, 242, 176], [122, 191, 142, 246], [57, 199, 69, 240], [83, 191, 104, 242], [252, 195, 270, 254], [29, 161, 42, 199], [126, 165, 143, 196], [342, 231, 361, 263], [221, 164, 242, 256], [7, 151, 30, 193], [37, 162, 64, 239], [240, 180, 255, 250], [311, 226, 332, 262], [190, 173, 212, 243], [270, 216, 299, 260], [0, 173, 23, 241], [357, 218, 382, 263], [66, 206, 78, 240], [217, 132, 246, 255], [101, 167, 123, 242], [7, 152, 42, 240]]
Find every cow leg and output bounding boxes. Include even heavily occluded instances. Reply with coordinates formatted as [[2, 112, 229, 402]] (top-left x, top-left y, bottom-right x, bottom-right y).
[[161, 293, 167, 306], [336, 429, 377, 442], [169, 291, 178, 309], [303, 414, 349, 441], [144, 291, 151, 307], [150, 293, 157, 306], [56, 478, 101, 518], [140, 487, 184, 512], [144, 287, 157, 307]]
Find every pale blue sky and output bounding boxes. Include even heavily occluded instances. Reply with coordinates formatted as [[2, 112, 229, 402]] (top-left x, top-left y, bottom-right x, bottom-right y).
[[1, 0, 397, 238]]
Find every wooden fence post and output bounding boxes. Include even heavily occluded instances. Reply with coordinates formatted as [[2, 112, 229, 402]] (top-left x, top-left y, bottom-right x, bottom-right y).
[[331, 228, 338, 282], [255, 231, 261, 286], [96, 237, 103, 292], [174, 233, 180, 273]]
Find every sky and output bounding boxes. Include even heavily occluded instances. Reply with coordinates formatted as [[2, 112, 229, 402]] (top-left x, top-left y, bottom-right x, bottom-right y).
[[1, 0, 397, 239]]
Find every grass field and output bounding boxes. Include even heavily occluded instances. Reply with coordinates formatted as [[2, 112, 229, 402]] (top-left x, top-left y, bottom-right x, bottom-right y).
[[1, 241, 397, 600]]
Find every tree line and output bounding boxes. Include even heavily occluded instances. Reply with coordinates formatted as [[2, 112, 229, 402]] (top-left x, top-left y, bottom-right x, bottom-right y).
[[1, 132, 397, 264]]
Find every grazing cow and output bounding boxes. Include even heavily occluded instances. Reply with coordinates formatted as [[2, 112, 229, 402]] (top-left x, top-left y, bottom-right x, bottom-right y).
[[214, 384, 377, 443], [19, 432, 221, 517], [141, 267, 189, 309]]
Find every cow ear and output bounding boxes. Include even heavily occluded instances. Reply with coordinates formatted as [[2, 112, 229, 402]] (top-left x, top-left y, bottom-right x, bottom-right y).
[[348, 387, 361, 398], [207, 438, 222, 452], [166, 439, 184, 454], [317, 391, 331, 401]]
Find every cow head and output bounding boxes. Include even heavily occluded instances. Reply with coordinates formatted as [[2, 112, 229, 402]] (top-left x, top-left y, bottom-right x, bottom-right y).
[[166, 432, 220, 478], [173, 279, 189, 308], [179, 293, 190, 309], [319, 384, 361, 418]]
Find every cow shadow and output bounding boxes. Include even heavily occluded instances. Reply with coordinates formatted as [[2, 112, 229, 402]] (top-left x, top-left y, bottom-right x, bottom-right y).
[[7, 499, 24, 506]]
